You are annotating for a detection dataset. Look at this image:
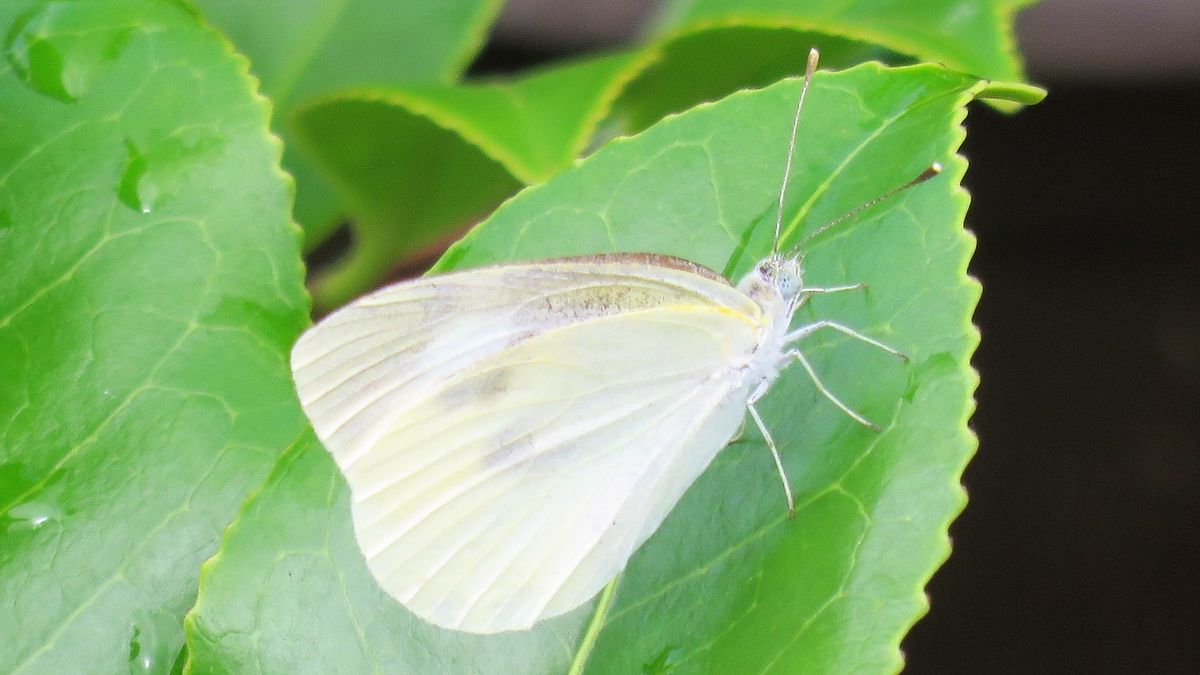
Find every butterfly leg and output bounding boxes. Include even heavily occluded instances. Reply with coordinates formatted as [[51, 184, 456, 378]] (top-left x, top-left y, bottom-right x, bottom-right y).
[[785, 320, 907, 361], [747, 388, 796, 519], [782, 348, 881, 432]]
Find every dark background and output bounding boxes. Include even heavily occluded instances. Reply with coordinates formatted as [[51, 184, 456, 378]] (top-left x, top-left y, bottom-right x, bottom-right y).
[[473, 1, 1200, 671], [905, 83, 1200, 673]]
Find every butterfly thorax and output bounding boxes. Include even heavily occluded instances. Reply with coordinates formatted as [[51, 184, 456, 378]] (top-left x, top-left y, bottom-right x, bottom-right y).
[[735, 253, 807, 386]]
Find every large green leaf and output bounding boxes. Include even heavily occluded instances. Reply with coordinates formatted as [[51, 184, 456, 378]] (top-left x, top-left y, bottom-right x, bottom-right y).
[[295, 51, 652, 312], [186, 62, 988, 672], [0, 0, 305, 671], [194, 0, 504, 246]]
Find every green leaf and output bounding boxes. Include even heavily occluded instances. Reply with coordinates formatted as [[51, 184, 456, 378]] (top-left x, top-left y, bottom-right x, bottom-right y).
[[622, 0, 1031, 126], [648, 0, 1027, 81], [294, 51, 651, 312], [194, 0, 505, 246], [0, 0, 305, 671], [617, 29, 884, 134], [186, 62, 984, 672]]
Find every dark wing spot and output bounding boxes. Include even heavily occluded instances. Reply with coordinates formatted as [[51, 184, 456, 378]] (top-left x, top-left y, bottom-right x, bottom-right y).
[[436, 367, 513, 408]]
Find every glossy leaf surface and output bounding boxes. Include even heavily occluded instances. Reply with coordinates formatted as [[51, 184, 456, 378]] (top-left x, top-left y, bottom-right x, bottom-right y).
[[0, 0, 305, 670]]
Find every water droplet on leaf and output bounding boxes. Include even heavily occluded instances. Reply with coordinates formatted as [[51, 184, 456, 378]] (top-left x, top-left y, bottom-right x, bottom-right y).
[[2, 464, 69, 533], [5, 1, 133, 102], [117, 134, 226, 214], [118, 140, 152, 213], [5, 500, 63, 531], [127, 609, 183, 674]]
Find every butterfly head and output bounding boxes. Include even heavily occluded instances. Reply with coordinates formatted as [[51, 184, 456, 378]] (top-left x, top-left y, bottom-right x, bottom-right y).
[[739, 253, 806, 309]]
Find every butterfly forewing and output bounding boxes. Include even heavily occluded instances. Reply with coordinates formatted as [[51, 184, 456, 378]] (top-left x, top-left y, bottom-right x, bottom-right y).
[[292, 256, 750, 465]]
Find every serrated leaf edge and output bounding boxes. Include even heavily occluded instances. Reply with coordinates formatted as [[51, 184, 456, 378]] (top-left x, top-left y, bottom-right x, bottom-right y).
[[888, 77, 989, 673], [175, 6, 309, 670]]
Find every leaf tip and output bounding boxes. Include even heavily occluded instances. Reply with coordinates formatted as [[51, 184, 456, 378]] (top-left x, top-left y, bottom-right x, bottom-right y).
[[976, 81, 1047, 106]]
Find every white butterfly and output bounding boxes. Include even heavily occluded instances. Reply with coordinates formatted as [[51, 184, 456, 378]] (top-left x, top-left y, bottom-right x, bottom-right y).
[[290, 50, 934, 634]]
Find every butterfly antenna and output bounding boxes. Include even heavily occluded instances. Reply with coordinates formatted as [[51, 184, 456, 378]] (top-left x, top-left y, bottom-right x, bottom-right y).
[[773, 48, 821, 254], [794, 162, 944, 252]]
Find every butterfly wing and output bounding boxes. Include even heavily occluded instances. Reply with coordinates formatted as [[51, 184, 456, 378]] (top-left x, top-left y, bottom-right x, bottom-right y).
[[291, 257, 765, 632]]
